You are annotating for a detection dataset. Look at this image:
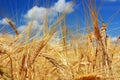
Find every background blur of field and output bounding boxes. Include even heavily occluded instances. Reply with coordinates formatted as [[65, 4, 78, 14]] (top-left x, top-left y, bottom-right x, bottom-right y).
[[0, 0, 120, 80]]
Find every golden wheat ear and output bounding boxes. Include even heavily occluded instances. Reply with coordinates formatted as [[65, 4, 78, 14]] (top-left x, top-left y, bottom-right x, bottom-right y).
[[75, 74, 107, 80], [5, 18, 19, 36]]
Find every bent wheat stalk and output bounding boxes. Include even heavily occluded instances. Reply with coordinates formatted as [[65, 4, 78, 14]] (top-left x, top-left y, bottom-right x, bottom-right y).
[[5, 18, 19, 36]]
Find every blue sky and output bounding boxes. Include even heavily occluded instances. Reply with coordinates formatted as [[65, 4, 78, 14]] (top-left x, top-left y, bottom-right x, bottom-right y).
[[0, 0, 120, 39]]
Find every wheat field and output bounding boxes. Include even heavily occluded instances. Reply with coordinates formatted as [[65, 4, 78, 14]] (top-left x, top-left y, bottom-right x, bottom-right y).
[[0, 0, 120, 80]]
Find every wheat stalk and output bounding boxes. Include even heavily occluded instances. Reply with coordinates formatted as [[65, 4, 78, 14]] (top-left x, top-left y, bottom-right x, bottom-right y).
[[5, 18, 19, 36]]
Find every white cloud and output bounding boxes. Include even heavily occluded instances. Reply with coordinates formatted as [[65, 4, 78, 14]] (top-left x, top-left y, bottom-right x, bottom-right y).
[[24, 0, 73, 21], [0, 18, 9, 25], [18, 25, 27, 32], [18, 0, 73, 33], [24, 6, 48, 22], [17, 20, 44, 39], [111, 37, 117, 42], [54, 0, 66, 12], [53, 0, 73, 13], [18, 20, 43, 32]]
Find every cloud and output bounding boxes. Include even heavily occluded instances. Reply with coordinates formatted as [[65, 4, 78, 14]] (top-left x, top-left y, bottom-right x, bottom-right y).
[[111, 37, 117, 42], [24, 6, 48, 23], [53, 0, 73, 13], [18, 20, 43, 32], [24, 0, 73, 21], [0, 18, 9, 25], [18, 25, 27, 32], [17, 20, 44, 39], [18, 0, 73, 32]]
